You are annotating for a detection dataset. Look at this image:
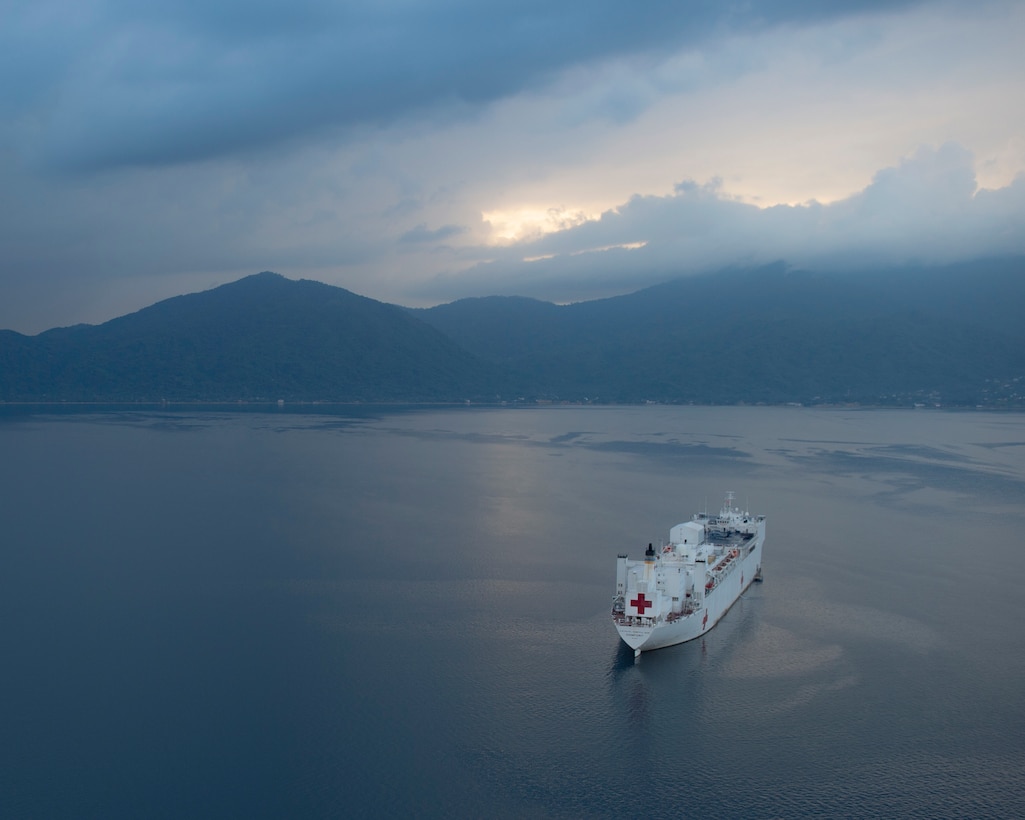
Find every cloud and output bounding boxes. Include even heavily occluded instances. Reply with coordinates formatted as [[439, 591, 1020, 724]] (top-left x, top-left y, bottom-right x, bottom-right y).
[[399, 223, 466, 244], [3, 0, 923, 172], [416, 143, 1025, 303], [1, 1, 1023, 333]]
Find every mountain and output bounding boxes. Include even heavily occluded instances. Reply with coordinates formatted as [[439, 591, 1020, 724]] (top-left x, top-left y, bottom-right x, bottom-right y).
[[0, 272, 499, 402], [2, 259, 1024, 406], [414, 258, 1025, 405]]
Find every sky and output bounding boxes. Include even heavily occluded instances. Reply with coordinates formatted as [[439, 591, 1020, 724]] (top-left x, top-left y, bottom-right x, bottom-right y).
[[2, 0, 1024, 333]]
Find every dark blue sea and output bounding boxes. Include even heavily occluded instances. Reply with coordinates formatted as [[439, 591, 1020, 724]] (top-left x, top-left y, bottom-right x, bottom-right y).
[[2, 405, 1024, 818]]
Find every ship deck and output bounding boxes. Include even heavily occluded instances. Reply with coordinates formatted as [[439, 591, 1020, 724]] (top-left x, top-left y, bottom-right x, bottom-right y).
[[704, 528, 756, 547]]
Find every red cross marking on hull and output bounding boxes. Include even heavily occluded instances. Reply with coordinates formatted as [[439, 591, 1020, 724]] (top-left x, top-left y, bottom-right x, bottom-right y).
[[630, 593, 652, 614]]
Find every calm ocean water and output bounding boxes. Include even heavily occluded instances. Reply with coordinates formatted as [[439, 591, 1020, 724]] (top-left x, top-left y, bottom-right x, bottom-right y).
[[2, 405, 1024, 818]]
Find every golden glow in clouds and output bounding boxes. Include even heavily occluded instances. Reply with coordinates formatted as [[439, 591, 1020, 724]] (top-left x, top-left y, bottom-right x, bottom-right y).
[[482, 206, 598, 244]]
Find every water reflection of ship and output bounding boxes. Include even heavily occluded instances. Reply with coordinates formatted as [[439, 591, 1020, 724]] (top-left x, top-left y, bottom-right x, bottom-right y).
[[605, 585, 762, 758]]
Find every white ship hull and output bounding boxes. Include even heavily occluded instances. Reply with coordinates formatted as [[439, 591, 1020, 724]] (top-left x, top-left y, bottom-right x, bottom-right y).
[[612, 492, 765, 655]]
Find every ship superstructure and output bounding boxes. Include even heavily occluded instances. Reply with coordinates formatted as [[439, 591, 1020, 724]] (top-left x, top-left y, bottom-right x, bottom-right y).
[[613, 491, 765, 656]]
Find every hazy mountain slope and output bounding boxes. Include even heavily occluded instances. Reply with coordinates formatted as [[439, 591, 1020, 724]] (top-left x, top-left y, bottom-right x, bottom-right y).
[[0, 272, 498, 402], [409, 296, 565, 361], [417, 258, 1025, 404]]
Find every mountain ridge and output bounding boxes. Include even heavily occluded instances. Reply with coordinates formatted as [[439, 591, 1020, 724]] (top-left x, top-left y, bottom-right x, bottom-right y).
[[0, 271, 498, 402], [2, 258, 1024, 406]]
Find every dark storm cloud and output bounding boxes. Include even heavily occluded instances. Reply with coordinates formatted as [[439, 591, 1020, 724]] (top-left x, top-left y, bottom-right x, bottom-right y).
[[4, 0, 923, 172]]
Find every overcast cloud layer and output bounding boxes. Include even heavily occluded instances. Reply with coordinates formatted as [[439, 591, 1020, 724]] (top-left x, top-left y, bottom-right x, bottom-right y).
[[1, 0, 1024, 332]]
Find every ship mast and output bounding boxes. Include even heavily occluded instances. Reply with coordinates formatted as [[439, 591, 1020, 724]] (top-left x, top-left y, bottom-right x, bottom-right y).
[[723, 490, 736, 515]]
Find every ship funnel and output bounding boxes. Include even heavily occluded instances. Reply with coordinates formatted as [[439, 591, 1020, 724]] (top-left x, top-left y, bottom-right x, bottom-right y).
[[644, 543, 655, 562]]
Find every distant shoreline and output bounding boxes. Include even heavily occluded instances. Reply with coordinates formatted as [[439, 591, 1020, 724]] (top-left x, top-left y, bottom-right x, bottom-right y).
[[2, 400, 1021, 411]]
